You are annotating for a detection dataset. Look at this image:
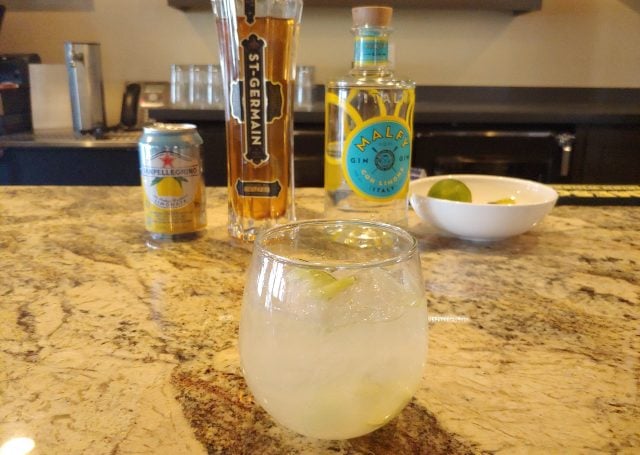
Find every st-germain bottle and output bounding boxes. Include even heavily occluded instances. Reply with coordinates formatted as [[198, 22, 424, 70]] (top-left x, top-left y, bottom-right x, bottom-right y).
[[324, 6, 416, 226], [212, 0, 303, 242]]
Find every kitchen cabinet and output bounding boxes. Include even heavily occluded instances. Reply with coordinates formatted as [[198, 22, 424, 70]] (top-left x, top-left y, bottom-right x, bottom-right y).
[[2, 87, 637, 186], [151, 83, 640, 186], [0, 125, 325, 187], [0, 147, 141, 185], [150, 115, 640, 186], [411, 126, 568, 183], [1, 123, 638, 186], [179, 120, 324, 187], [574, 125, 640, 184], [168, 0, 542, 13]]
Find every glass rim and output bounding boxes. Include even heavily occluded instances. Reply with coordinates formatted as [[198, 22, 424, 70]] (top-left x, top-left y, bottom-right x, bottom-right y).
[[254, 219, 419, 270]]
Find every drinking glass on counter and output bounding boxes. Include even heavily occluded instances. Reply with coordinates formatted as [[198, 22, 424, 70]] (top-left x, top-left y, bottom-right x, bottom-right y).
[[172, 64, 223, 109], [206, 64, 223, 108], [170, 64, 189, 107], [189, 64, 223, 109], [239, 220, 428, 439], [189, 64, 208, 108], [295, 65, 314, 110]]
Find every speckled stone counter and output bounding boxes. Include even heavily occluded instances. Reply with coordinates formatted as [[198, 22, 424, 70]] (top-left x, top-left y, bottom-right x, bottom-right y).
[[1, 187, 638, 454]]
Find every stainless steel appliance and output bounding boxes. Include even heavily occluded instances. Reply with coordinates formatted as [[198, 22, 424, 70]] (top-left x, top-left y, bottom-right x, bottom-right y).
[[413, 126, 576, 183], [64, 42, 106, 135]]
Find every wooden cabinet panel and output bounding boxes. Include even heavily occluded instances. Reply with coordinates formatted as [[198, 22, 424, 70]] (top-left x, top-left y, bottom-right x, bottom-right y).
[[580, 126, 640, 184], [0, 147, 140, 185], [195, 121, 325, 187]]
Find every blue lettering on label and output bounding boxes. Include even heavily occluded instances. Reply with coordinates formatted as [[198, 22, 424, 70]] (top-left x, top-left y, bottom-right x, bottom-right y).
[[343, 119, 411, 200]]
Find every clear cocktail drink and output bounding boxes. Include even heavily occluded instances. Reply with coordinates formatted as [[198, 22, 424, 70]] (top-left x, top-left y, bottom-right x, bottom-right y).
[[240, 220, 428, 439]]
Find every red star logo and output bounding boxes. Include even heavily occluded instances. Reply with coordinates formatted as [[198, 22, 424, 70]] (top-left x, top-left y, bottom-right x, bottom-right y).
[[160, 152, 174, 168]]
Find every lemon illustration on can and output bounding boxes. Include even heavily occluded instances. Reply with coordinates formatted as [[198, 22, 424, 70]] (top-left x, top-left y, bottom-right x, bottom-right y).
[[153, 177, 187, 197]]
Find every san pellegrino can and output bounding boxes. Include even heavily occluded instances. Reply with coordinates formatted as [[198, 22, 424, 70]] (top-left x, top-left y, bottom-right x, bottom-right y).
[[139, 123, 207, 242]]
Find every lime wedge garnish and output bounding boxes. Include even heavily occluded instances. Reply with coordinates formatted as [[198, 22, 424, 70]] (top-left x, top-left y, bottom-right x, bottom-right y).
[[427, 179, 472, 203], [291, 268, 357, 300], [316, 275, 357, 300], [302, 269, 337, 287]]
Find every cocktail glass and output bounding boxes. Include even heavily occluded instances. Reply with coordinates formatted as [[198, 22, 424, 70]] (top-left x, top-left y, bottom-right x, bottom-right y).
[[240, 220, 428, 439]]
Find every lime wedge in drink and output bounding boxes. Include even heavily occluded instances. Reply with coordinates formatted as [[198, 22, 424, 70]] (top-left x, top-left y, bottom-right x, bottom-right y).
[[301, 269, 337, 287], [316, 275, 357, 299], [291, 268, 357, 300], [427, 178, 472, 203]]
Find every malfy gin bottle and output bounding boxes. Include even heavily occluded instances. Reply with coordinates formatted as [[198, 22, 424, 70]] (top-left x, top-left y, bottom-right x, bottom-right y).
[[324, 6, 415, 226], [212, 0, 303, 241]]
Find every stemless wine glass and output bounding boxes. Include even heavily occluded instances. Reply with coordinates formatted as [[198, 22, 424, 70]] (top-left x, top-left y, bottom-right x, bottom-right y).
[[239, 220, 428, 440]]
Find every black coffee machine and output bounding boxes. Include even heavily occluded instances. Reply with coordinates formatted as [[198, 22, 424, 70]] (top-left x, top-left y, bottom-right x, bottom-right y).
[[0, 53, 41, 135], [0, 6, 41, 134]]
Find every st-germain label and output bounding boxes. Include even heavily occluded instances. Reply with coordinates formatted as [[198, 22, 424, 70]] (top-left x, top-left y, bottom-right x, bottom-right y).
[[229, 33, 284, 168], [242, 34, 268, 166]]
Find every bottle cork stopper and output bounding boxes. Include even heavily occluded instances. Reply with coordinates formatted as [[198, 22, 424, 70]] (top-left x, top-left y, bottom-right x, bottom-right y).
[[352, 6, 393, 28]]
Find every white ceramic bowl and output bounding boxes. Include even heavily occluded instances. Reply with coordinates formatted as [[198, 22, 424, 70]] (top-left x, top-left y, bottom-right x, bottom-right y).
[[409, 174, 558, 241]]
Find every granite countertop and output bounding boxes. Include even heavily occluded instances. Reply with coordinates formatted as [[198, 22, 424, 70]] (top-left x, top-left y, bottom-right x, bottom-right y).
[[1, 186, 638, 454]]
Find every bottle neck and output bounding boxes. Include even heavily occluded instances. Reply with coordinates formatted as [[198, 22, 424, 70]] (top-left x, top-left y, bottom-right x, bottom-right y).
[[352, 26, 391, 70]]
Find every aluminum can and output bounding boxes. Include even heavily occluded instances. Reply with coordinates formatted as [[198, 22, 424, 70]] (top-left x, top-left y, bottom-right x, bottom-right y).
[[139, 123, 206, 241]]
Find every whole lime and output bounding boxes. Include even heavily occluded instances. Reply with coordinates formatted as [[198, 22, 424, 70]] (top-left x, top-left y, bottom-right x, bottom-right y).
[[427, 178, 472, 203]]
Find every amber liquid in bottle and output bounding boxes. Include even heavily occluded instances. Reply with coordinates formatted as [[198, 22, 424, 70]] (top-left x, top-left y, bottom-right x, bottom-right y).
[[216, 16, 297, 240]]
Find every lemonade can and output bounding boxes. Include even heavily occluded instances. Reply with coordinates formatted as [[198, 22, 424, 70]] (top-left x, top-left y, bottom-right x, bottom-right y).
[[139, 123, 207, 243]]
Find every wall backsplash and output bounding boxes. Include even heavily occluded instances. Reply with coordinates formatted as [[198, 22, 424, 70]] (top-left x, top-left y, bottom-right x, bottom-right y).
[[0, 0, 638, 126]]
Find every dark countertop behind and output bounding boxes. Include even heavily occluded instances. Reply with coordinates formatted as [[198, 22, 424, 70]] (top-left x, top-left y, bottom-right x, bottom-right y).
[[2, 86, 639, 148], [0, 129, 141, 149], [151, 85, 640, 125]]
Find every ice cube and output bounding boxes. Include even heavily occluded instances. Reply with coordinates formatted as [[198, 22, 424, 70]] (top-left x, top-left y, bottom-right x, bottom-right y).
[[323, 267, 422, 328]]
